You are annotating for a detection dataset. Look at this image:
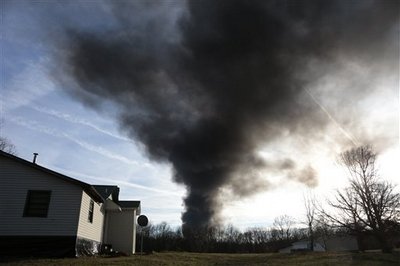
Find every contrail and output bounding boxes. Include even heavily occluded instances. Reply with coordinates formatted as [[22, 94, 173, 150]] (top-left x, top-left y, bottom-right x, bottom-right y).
[[8, 115, 151, 168], [2, 58, 55, 111], [31, 106, 132, 142], [63, 134, 152, 168], [8, 115, 62, 137], [8, 115, 179, 195], [304, 88, 359, 147], [52, 166, 183, 197]]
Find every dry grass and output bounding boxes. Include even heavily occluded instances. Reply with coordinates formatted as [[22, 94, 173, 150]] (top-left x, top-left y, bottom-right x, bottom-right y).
[[2, 251, 399, 265]]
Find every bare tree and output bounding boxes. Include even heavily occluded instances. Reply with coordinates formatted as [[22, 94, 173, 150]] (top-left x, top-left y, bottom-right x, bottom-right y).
[[304, 191, 316, 251], [0, 136, 17, 155], [273, 215, 296, 241], [314, 215, 334, 250], [322, 145, 400, 253], [0, 121, 17, 155]]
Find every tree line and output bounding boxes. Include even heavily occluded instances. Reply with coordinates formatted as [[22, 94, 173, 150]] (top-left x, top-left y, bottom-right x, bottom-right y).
[[136, 217, 331, 253], [137, 145, 400, 253]]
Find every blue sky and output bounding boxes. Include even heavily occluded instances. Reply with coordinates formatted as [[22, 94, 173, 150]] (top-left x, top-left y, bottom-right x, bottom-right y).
[[1, 1, 399, 230], [1, 1, 185, 226]]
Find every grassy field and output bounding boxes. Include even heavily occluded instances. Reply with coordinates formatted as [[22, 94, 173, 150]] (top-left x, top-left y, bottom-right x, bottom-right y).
[[2, 251, 399, 265]]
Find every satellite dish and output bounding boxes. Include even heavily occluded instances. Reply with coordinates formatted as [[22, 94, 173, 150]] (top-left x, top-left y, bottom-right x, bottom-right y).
[[137, 215, 148, 227]]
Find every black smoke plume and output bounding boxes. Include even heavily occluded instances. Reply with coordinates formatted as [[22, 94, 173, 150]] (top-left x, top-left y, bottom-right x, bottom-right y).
[[52, 0, 398, 230]]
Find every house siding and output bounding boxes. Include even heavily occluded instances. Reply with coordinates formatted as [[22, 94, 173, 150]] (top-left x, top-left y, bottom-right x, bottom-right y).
[[0, 235, 77, 257], [0, 156, 82, 236], [105, 209, 137, 254], [77, 191, 104, 242]]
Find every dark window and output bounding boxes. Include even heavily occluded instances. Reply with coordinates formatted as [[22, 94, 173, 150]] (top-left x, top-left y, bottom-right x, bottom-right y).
[[88, 199, 94, 223], [23, 190, 51, 217]]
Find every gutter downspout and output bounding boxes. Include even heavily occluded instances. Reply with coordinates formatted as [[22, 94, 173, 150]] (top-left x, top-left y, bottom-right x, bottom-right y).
[[102, 209, 109, 245]]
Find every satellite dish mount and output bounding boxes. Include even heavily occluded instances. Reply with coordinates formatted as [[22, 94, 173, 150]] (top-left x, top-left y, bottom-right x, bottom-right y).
[[137, 215, 148, 255]]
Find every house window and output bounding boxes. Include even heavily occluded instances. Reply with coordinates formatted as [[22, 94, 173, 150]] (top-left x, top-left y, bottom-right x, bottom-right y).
[[88, 199, 94, 223], [23, 190, 51, 217]]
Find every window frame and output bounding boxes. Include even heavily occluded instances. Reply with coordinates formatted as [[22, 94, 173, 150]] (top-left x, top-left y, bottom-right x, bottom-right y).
[[88, 199, 94, 223], [23, 190, 52, 218]]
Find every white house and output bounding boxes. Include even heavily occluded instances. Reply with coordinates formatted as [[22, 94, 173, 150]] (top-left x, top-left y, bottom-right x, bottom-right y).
[[0, 150, 141, 257]]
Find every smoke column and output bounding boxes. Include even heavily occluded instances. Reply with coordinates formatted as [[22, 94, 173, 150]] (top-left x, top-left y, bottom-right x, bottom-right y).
[[52, 0, 398, 230]]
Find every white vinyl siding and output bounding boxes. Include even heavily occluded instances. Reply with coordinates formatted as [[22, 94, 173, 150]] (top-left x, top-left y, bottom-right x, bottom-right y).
[[77, 191, 104, 242], [0, 156, 83, 236]]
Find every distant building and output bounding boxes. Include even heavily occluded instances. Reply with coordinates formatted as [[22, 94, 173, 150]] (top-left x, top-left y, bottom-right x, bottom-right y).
[[0, 150, 141, 257], [323, 235, 359, 252], [278, 239, 325, 253], [278, 235, 358, 253]]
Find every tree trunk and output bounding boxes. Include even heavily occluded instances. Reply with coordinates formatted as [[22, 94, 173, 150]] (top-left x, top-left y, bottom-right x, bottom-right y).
[[309, 224, 314, 251]]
